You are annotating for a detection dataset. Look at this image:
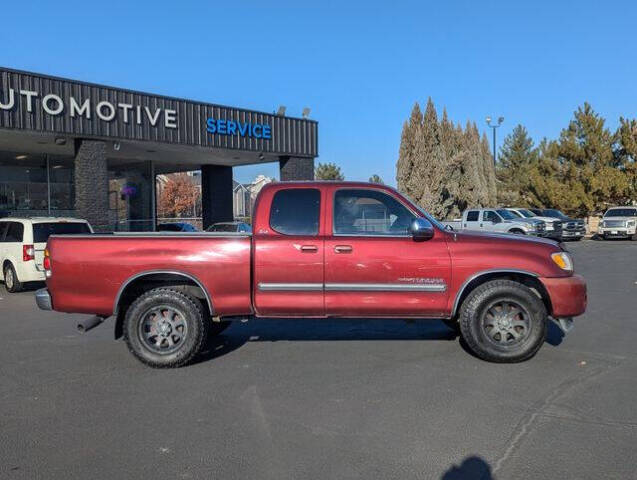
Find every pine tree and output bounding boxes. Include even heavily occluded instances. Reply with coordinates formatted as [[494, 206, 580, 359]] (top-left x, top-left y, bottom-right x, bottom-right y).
[[396, 102, 423, 197], [556, 103, 629, 212], [315, 162, 345, 180], [497, 125, 537, 204]]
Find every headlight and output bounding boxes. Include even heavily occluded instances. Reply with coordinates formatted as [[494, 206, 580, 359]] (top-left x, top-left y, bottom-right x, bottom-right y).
[[600, 221, 605, 228], [551, 252, 573, 272], [627, 220, 636, 227]]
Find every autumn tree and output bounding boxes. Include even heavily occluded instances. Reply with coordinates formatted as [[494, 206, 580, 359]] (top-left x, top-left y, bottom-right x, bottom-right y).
[[158, 173, 200, 217], [315, 162, 345, 180]]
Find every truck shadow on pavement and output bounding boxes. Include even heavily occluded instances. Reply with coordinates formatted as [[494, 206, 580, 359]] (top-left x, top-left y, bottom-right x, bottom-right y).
[[441, 455, 493, 479], [195, 318, 564, 365]]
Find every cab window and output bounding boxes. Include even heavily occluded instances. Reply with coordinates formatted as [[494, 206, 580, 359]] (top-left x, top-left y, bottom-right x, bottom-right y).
[[333, 189, 414, 235], [466, 211, 479, 222], [270, 189, 320, 235], [483, 211, 500, 223]]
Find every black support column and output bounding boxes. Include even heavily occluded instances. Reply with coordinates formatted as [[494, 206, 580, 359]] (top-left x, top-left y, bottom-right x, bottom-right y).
[[201, 165, 234, 229], [279, 156, 314, 181], [75, 140, 110, 231]]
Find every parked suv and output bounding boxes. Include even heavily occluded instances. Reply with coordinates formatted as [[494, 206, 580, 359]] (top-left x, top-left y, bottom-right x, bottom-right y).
[[597, 207, 637, 240], [461, 208, 545, 236], [0, 217, 92, 292], [537, 209, 586, 241], [505, 208, 562, 239]]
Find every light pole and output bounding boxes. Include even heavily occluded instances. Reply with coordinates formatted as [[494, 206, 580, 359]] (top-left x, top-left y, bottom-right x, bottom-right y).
[[486, 116, 504, 166]]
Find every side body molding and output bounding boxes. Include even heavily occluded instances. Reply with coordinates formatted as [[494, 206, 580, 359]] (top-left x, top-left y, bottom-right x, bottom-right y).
[[113, 270, 214, 315], [450, 269, 540, 318]]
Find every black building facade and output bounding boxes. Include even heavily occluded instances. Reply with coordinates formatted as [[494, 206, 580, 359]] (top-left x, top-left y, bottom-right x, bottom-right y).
[[0, 67, 318, 230]]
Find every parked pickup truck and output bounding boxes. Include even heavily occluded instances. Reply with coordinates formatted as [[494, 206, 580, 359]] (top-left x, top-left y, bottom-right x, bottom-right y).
[[36, 182, 587, 367], [460, 208, 546, 236]]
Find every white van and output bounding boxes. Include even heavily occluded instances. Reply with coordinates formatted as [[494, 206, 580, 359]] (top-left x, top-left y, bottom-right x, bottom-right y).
[[0, 217, 92, 293]]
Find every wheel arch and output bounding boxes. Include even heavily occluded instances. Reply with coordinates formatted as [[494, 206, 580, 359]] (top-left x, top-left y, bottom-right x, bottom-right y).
[[451, 269, 552, 319], [113, 270, 214, 339]]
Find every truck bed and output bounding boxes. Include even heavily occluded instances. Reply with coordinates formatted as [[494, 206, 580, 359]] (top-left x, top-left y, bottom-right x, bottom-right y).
[[46, 233, 253, 317]]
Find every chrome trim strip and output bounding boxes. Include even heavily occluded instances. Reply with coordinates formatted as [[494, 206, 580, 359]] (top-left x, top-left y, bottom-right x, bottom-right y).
[[113, 270, 214, 315], [325, 283, 447, 292], [450, 269, 539, 318], [258, 282, 324, 292]]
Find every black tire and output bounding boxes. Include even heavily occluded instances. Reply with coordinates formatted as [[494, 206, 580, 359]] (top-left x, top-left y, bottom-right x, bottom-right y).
[[124, 288, 209, 368], [3, 263, 23, 293], [508, 229, 526, 235], [458, 280, 547, 363]]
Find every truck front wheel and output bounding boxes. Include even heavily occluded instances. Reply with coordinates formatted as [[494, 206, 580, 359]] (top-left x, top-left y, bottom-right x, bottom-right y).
[[458, 280, 547, 363], [124, 288, 208, 368]]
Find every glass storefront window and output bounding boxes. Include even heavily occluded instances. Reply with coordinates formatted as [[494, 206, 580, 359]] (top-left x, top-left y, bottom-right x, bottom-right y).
[[0, 152, 75, 216]]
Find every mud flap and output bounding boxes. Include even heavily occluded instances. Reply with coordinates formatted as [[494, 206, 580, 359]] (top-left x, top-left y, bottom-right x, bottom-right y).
[[552, 317, 574, 334]]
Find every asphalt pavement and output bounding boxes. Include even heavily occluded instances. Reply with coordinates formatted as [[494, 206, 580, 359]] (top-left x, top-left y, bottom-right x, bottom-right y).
[[1, 240, 636, 479]]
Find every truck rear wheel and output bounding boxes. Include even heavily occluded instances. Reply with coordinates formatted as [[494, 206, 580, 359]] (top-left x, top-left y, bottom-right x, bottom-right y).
[[124, 288, 208, 368], [458, 280, 547, 363]]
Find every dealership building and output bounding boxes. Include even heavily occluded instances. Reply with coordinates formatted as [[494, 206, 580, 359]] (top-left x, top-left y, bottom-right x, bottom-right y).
[[0, 67, 318, 230]]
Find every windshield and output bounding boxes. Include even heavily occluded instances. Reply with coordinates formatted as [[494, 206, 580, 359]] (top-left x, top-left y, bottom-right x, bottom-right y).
[[543, 209, 569, 219], [604, 208, 637, 217], [33, 222, 91, 243], [496, 209, 518, 220], [518, 209, 535, 218]]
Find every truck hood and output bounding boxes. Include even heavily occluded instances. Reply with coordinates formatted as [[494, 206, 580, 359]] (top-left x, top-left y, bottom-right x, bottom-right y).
[[450, 229, 559, 247]]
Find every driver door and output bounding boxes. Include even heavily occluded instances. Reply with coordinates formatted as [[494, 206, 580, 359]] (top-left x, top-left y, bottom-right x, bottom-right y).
[[324, 187, 451, 317], [480, 210, 501, 230]]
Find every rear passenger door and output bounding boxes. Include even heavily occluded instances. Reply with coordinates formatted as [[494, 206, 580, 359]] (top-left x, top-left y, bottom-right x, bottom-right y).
[[463, 210, 481, 230], [3, 222, 24, 269], [253, 187, 325, 317]]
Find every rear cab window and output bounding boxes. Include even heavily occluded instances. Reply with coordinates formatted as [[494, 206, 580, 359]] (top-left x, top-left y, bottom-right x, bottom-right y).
[[33, 222, 91, 243], [269, 189, 321, 235], [465, 211, 479, 222]]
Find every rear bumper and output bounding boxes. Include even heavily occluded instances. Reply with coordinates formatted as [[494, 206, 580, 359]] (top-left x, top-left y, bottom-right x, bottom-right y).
[[540, 274, 587, 318], [35, 288, 52, 311]]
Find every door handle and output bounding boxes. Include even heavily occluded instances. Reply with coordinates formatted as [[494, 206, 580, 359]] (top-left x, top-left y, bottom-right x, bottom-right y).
[[334, 245, 353, 253], [300, 245, 318, 252]]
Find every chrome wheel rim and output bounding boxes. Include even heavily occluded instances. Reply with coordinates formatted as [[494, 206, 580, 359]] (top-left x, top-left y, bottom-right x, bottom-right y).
[[5, 268, 13, 290], [481, 300, 530, 347], [138, 305, 188, 355]]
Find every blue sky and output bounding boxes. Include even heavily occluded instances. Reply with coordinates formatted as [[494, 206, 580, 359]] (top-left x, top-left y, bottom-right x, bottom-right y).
[[2, 0, 636, 184]]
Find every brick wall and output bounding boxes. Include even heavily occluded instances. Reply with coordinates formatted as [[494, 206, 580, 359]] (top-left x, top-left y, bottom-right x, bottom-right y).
[[74, 140, 110, 231], [279, 157, 314, 181]]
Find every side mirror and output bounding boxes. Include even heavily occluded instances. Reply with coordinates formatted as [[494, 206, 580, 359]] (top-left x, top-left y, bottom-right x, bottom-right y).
[[409, 217, 435, 241]]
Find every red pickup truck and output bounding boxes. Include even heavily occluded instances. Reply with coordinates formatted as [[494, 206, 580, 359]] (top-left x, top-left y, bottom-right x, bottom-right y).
[[36, 182, 586, 367]]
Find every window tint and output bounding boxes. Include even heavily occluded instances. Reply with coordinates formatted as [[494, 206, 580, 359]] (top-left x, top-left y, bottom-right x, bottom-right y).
[[0, 222, 7, 241], [466, 211, 479, 222], [33, 223, 90, 243], [483, 211, 500, 223], [5, 222, 24, 242], [334, 189, 414, 235], [270, 189, 320, 235]]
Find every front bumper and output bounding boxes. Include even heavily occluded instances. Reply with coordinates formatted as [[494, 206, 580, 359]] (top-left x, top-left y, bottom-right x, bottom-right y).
[[35, 288, 52, 311], [540, 274, 587, 318], [560, 230, 585, 239], [598, 228, 635, 238]]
